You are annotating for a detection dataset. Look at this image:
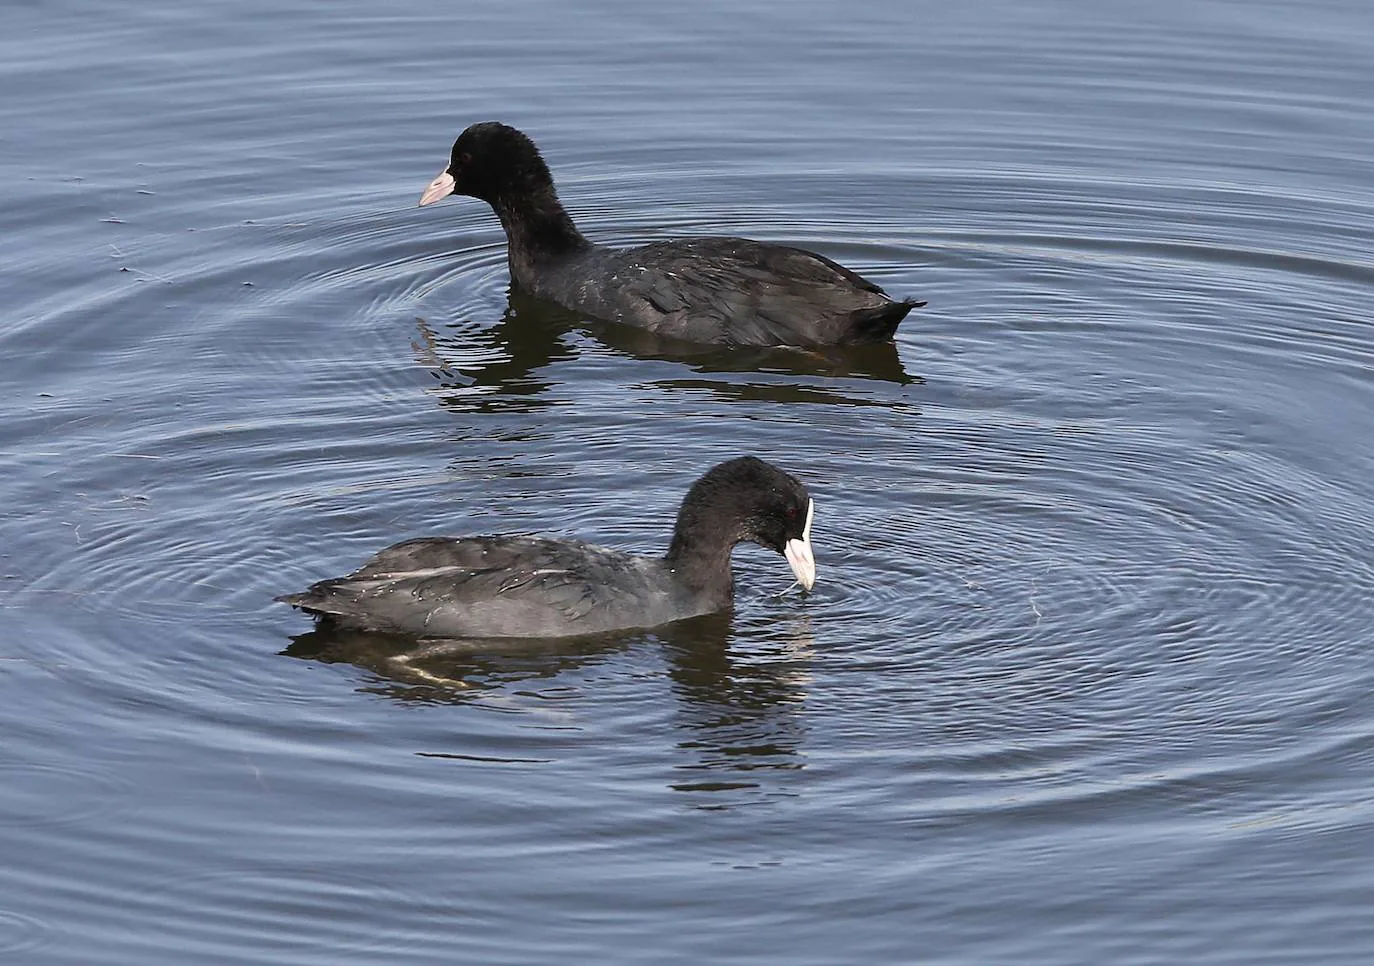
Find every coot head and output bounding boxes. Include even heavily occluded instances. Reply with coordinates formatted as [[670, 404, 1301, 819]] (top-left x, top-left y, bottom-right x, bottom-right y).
[[669, 456, 816, 590], [418, 121, 554, 208]]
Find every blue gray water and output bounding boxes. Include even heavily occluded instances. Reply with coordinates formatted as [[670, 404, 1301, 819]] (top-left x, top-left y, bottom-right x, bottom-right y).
[[3, 1, 1373, 963]]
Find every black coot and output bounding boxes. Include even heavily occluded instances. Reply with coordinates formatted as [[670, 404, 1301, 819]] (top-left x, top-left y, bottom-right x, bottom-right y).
[[418, 122, 923, 348], [278, 457, 816, 639]]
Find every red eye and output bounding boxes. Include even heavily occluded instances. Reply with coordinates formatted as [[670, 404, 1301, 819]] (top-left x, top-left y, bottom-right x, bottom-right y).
[[458, 151, 473, 165], [785, 506, 798, 519]]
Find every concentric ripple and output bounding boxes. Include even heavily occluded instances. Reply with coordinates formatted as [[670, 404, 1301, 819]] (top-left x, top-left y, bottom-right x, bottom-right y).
[[112, 867, 449, 964], [0, 910, 48, 959], [0, 759, 135, 829], [4, 0, 1374, 963]]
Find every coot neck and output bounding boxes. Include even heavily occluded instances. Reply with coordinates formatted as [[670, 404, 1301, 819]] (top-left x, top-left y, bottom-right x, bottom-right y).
[[664, 515, 736, 608], [490, 188, 592, 288]]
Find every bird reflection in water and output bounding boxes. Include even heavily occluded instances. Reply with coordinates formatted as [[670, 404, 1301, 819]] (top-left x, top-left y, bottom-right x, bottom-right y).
[[281, 611, 816, 797], [410, 288, 920, 416], [662, 614, 816, 797]]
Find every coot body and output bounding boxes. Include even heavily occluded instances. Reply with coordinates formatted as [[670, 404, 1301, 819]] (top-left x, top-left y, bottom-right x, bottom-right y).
[[418, 122, 922, 348], [278, 457, 816, 639]]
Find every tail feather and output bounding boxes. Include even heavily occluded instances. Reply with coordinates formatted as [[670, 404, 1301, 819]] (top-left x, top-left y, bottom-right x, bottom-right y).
[[844, 298, 924, 345], [275, 577, 365, 619]]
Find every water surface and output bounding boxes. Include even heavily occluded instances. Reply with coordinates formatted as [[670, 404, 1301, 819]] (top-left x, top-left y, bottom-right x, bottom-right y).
[[2, 1, 1373, 963]]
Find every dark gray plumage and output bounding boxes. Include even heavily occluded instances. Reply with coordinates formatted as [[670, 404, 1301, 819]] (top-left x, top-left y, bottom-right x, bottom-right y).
[[418, 122, 923, 348], [278, 457, 816, 639]]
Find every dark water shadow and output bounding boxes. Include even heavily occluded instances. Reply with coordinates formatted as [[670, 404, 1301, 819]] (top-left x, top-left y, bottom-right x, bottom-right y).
[[282, 610, 815, 793], [281, 619, 649, 704], [661, 615, 816, 796], [410, 292, 577, 413], [412, 288, 921, 414]]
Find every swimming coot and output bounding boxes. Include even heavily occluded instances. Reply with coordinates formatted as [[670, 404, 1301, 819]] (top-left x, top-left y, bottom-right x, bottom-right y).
[[418, 122, 923, 348], [278, 457, 816, 638]]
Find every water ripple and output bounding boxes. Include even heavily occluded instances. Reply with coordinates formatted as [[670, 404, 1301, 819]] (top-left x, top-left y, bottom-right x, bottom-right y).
[[0, 759, 135, 829], [4, 2, 1374, 961], [118, 867, 449, 963], [0, 910, 48, 959]]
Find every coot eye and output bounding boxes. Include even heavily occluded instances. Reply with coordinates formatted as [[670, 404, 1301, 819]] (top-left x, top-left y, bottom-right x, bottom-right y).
[[784, 506, 798, 519], [458, 151, 473, 165]]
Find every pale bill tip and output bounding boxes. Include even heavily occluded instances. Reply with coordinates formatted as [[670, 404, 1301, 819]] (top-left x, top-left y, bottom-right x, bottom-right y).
[[418, 169, 455, 207], [783, 498, 816, 592]]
